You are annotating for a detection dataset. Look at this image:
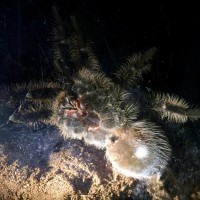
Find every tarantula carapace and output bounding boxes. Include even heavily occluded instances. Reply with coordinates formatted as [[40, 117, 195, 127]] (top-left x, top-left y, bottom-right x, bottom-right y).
[[1, 9, 200, 180]]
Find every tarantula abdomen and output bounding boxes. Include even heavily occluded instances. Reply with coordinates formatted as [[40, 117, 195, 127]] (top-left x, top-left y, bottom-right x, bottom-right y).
[[106, 122, 171, 179]]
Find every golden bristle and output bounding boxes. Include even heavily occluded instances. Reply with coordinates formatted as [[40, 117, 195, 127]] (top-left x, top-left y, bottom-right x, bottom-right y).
[[114, 47, 156, 88], [150, 92, 190, 123], [76, 67, 113, 91], [15, 81, 63, 102], [9, 102, 52, 126], [114, 54, 142, 86], [26, 81, 61, 90], [11, 81, 61, 93], [67, 36, 82, 66], [50, 91, 67, 125], [111, 85, 131, 103], [51, 91, 66, 113], [67, 35, 101, 70], [82, 45, 101, 69]]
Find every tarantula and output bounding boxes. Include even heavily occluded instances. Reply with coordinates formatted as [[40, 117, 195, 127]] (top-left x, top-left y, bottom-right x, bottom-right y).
[[0, 8, 200, 180]]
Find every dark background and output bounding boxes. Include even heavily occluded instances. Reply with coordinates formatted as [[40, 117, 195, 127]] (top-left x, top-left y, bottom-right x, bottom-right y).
[[0, 0, 199, 103]]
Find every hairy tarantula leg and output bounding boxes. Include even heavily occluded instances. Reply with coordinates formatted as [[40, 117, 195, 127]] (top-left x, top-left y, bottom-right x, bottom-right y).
[[8, 100, 53, 125], [52, 6, 81, 73], [114, 47, 157, 88], [149, 92, 200, 123], [0, 81, 62, 108], [51, 6, 101, 98], [25, 81, 63, 102], [69, 14, 101, 70], [186, 109, 200, 120], [51, 5, 71, 76], [9, 108, 52, 125]]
